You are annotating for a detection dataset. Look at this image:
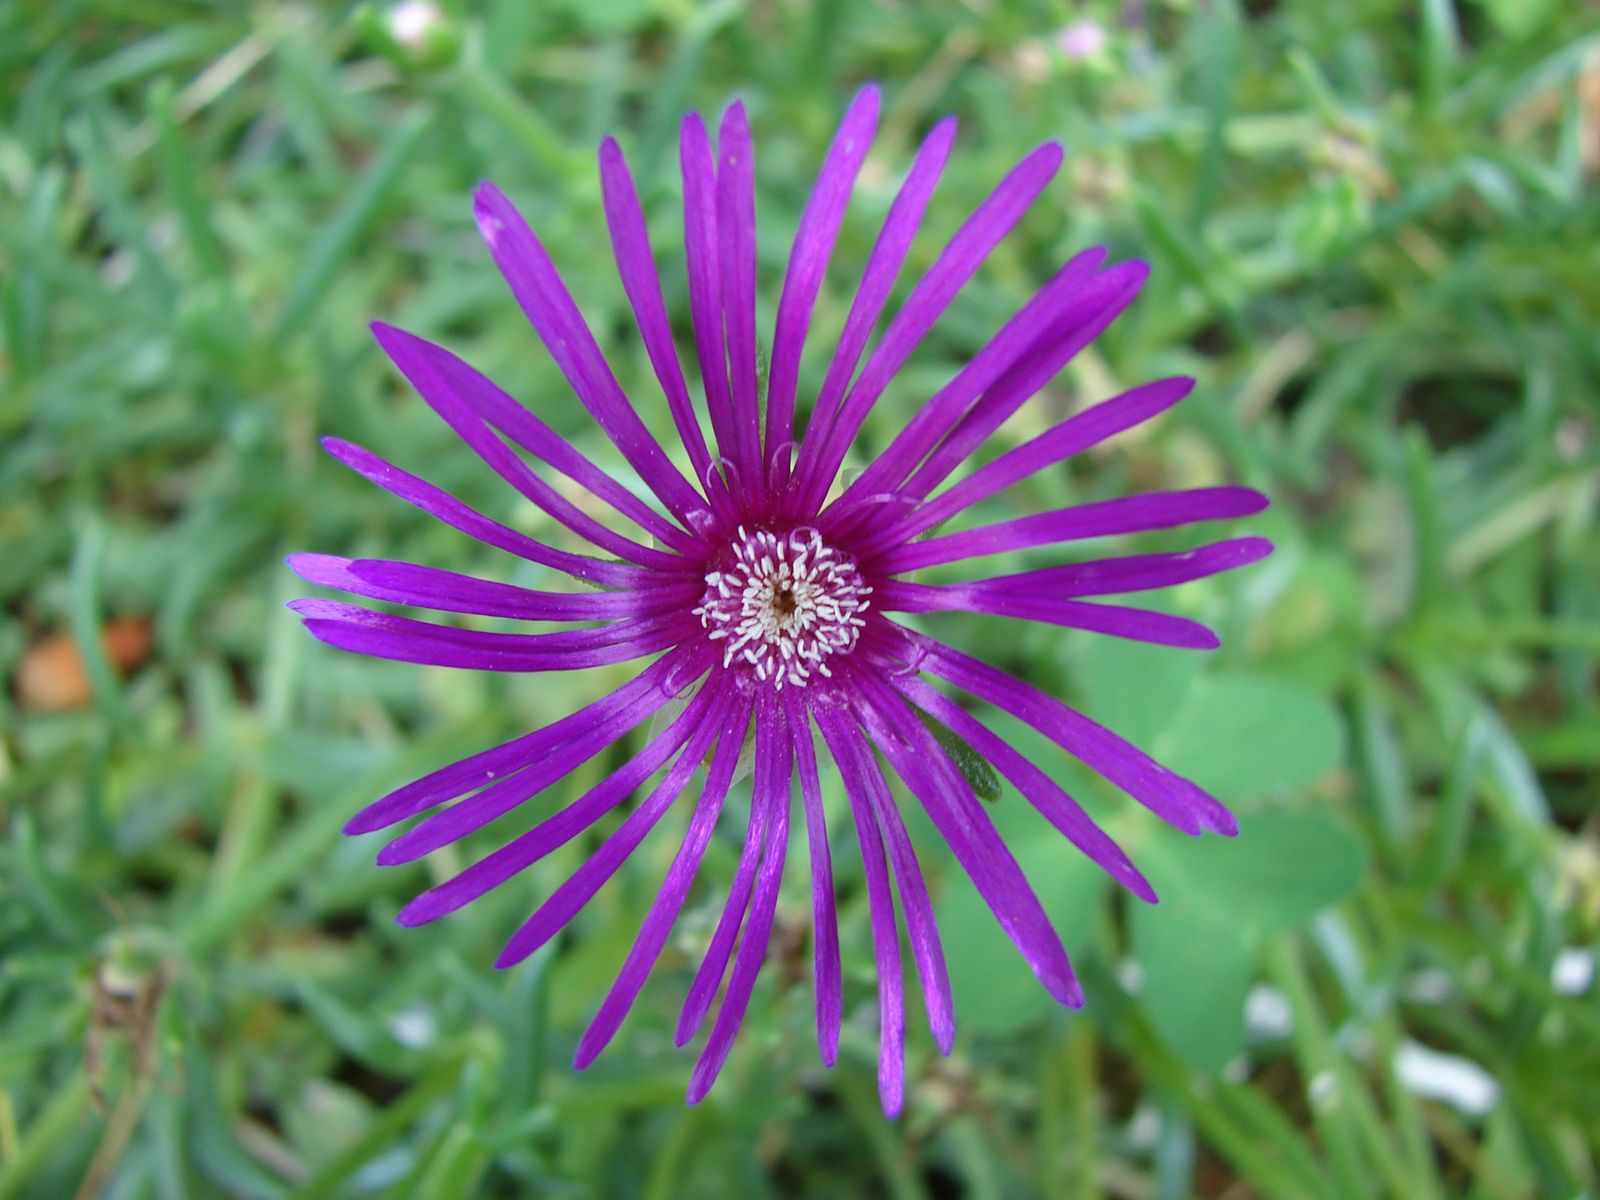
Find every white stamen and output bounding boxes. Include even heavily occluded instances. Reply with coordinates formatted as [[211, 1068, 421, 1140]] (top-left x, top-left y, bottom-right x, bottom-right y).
[[693, 526, 871, 691]]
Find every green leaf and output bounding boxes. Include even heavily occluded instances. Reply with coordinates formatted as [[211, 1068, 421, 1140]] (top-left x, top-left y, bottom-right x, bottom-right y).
[[1157, 673, 1344, 802], [1073, 632, 1203, 749], [1140, 811, 1368, 937], [1131, 811, 1367, 1069], [1131, 900, 1256, 1073]]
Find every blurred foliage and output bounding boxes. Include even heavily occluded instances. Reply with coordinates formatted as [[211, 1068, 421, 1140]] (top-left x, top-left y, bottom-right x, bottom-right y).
[[2, 0, 1599, 1196]]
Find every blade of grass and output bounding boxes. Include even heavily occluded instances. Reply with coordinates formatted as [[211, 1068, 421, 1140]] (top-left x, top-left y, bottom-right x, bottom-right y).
[[273, 106, 431, 344]]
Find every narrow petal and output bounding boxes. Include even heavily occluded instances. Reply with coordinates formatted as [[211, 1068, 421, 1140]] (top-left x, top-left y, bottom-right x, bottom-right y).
[[575, 693, 754, 1068], [903, 626, 1237, 835], [371, 322, 700, 560], [878, 584, 1221, 650], [472, 182, 708, 525], [827, 248, 1113, 519], [493, 687, 735, 968], [675, 697, 782, 1045], [849, 671, 1083, 1010], [854, 373, 1189, 554], [764, 85, 881, 489], [679, 113, 743, 492], [716, 101, 763, 495], [321, 437, 646, 588], [786, 118, 956, 513], [851, 719, 956, 1054], [377, 671, 693, 864], [289, 598, 687, 672], [343, 656, 681, 835], [598, 136, 720, 507], [375, 330, 697, 553], [870, 487, 1271, 575], [288, 554, 698, 622], [784, 689, 841, 1066], [976, 537, 1276, 598], [396, 684, 717, 927], [687, 701, 793, 1102], [790, 141, 1065, 516], [893, 675, 1156, 902], [813, 703, 904, 1117], [899, 263, 1151, 503]]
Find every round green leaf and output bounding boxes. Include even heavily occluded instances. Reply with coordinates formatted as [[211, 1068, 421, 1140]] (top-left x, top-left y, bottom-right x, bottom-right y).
[[1138, 810, 1369, 937], [1130, 810, 1367, 1069], [1157, 673, 1344, 802], [1131, 899, 1256, 1073]]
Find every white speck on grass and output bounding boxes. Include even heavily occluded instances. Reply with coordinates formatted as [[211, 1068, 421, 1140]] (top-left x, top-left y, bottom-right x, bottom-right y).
[[1308, 1070, 1339, 1108], [1403, 967, 1456, 1004], [1396, 1041, 1500, 1116], [388, 1004, 437, 1048], [1552, 948, 1594, 996], [1125, 1104, 1161, 1149], [389, 0, 440, 46], [1116, 959, 1144, 994], [1244, 985, 1294, 1039]]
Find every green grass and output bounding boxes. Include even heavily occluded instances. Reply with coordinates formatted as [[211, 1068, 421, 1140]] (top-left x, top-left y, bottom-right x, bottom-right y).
[[3, 0, 1598, 1196]]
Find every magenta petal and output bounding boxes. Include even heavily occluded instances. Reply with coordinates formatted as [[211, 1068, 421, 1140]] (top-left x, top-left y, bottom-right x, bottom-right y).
[[598, 136, 719, 505], [679, 112, 742, 492], [493, 688, 734, 969], [788, 116, 956, 516], [764, 84, 881, 489], [289, 598, 688, 672], [871, 487, 1271, 575], [288, 554, 696, 622], [370, 323, 697, 565], [814, 703, 905, 1117], [785, 689, 841, 1067], [879, 585, 1221, 650], [907, 627, 1237, 836], [862, 374, 1193, 552], [574, 693, 754, 1068], [365, 323, 699, 552], [472, 182, 708, 525], [852, 723, 955, 1055], [893, 675, 1156, 903], [716, 101, 764, 496], [687, 699, 793, 1102], [675, 698, 782, 1046], [851, 671, 1083, 1010], [396, 684, 717, 927], [898, 261, 1150, 503], [376, 672, 689, 865], [343, 658, 680, 835], [981, 537, 1276, 598], [829, 248, 1111, 516], [791, 141, 1065, 516], [321, 438, 648, 589]]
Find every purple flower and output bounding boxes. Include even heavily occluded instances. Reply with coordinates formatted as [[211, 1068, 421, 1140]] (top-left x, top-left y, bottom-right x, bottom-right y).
[[289, 85, 1271, 1114]]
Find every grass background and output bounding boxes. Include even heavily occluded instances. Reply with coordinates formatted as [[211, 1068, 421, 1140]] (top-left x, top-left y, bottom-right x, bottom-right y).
[[3, 0, 1599, 1196]]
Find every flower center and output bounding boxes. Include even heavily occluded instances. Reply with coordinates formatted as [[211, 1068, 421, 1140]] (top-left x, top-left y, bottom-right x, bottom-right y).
[[694, 526, 871, 689]]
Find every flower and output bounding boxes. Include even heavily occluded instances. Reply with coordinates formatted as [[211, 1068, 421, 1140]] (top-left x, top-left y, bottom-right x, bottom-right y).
[[288, 84, 1270, 1115]]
